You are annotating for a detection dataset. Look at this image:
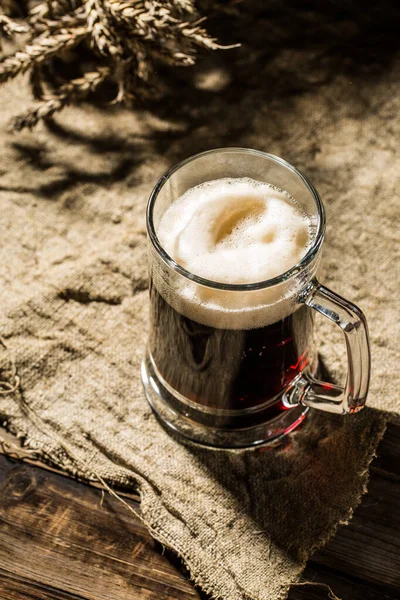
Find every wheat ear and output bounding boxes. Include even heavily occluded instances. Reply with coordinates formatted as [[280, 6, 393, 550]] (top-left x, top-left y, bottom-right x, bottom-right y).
[[9, 66, 110, 131], [0, 27, 88, 83], [0, 14, 29, 37], [85, 0, 123, 57]]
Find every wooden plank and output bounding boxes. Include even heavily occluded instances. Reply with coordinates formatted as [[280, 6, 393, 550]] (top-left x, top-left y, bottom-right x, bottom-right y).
[[0, 570, 102, 600], [288, 566, 400, 600], [0, 456, 200, 600], [0, 421, 399, 600], [312, 476, 400, 587], [310, 420, 400, 589], [0, 569, 193, 600]]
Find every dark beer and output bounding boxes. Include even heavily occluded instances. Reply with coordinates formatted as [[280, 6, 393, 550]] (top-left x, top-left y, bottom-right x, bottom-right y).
[[148, 282, 315, 428], [148, 176, 316, 431]]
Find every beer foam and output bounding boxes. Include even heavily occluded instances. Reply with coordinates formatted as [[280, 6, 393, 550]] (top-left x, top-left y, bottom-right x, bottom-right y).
[[155, 178, 313, 329]]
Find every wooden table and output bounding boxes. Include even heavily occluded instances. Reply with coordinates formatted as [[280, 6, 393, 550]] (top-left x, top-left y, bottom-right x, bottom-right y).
[[0, 420, 399, 600]]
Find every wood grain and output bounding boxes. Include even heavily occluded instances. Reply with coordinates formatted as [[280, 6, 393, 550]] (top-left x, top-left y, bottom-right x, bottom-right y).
[[0, 421, 399, 600]]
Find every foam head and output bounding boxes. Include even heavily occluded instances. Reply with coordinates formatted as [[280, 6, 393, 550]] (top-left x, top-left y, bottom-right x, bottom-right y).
[[154, 178, 313, 329]]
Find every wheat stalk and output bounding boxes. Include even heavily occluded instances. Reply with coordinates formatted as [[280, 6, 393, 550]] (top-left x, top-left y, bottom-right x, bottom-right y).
[[0, 26, 87, 83], [47, 1, 79, 16], [108, 2, 233, 54], [174, 0, 196, 13], [85, 0, 123, 57], [105, 2, 178, 41], [10, 66, 110, 131], [107, 2, 189, 38], [31, 7, 86, 33], [30, 1, 79, 20], [0, 14, 29, 36], [0, 0, 238, 130]]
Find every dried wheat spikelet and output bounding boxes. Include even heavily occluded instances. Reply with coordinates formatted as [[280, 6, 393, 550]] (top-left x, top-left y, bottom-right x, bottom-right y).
[[10, 67, 110, 131], [0, 0, 238, 131], [86, 0, 123, 56], [0, 27, 87, 83], [0, 14, 29, 37]]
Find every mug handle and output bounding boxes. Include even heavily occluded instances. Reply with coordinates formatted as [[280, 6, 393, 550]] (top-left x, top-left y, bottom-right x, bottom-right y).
[[285, 280, 371, 415]]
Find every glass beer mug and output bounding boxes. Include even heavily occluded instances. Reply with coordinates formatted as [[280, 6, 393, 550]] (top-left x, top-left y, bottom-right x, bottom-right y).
[[141, 148, 371, 448]]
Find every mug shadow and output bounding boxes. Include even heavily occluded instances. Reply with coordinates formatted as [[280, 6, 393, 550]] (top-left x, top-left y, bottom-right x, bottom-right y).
[[177, 405, 383, 563]]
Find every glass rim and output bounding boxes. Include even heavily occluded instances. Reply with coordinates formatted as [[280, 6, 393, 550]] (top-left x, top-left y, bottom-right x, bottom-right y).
[[147, 147, 326, 292]]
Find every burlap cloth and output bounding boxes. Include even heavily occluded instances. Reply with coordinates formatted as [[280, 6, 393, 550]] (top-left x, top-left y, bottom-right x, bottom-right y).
[[0, 3, 399, 599]]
